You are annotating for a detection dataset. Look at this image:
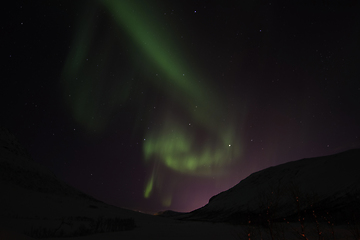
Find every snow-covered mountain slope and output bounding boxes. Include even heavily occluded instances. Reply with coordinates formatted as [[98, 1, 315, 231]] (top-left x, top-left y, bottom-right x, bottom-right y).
[[178, 149, 360, 223], [0, 127, 100, 200], [0, 127, 161, 237]]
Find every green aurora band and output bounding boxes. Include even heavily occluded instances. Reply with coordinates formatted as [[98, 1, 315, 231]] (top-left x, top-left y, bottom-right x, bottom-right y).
[[62, 0, 244, 206], [143, 117, 241, 176]]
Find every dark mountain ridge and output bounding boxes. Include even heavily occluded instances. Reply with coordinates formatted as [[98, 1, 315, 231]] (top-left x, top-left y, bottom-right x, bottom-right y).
[[0, 127, 99, 199], [0, 127, 155, 237], [175, 149, 360, 224]]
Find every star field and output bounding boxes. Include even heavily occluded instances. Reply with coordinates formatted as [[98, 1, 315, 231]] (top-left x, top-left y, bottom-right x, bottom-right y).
[[2, 0, 360, 213]]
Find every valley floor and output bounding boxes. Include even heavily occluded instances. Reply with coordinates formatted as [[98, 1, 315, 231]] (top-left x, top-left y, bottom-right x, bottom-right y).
[[46, 221, 359, 240], [2, 215, 360, 240]]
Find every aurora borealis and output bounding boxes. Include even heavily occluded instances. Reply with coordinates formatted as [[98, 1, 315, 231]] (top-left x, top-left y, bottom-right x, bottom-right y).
[[61, 0, 243, 205], [3, 1, 360, 213]]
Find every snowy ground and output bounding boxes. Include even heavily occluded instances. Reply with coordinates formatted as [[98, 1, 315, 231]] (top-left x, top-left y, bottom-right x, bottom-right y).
[[46, 220, 238, 240], [1, 212, 359, 240], [44, 221, 358, 240]]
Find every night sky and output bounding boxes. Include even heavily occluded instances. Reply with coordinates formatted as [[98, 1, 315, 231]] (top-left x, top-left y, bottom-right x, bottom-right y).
[[2, 0, 360, 213]]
